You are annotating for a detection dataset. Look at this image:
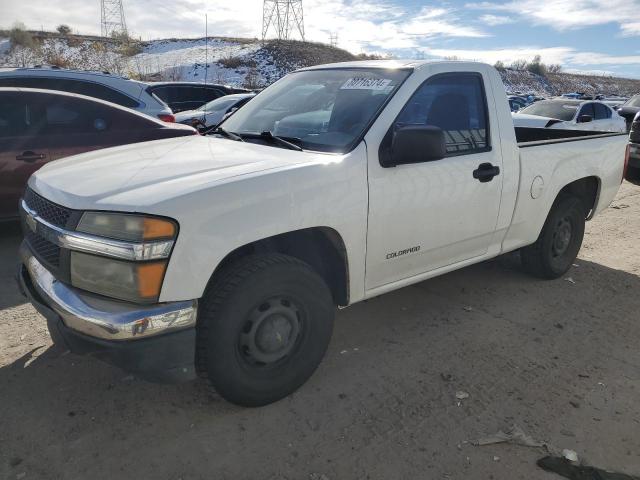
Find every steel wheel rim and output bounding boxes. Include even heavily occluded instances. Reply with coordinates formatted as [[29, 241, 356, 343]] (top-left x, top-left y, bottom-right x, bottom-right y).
[[238, 296, 302, 366], [552, 216, 573, 257]]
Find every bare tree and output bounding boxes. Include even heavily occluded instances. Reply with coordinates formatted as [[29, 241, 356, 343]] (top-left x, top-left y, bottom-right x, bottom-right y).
[[510, 59, 527, 71]]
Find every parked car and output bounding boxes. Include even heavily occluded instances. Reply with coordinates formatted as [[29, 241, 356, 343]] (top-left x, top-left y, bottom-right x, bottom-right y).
[[615, 94, 640, 131], [18, 61, 627, 407], [508, 95, 529, 112], [175, 93, 255, 128], [0, 87, 196, 219], [625, 110, 640, 185], [0, 67, 175, 122], [512, 99, 626, 132], [146, 82, 251, 113]]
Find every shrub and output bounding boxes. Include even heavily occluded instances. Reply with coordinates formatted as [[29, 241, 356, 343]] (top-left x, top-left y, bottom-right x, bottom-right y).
[[510, 59, 527, 71], [117, 41, 143, 57], [219, 55, 256, 69], [9, 23, 35, 49], [494, 60, 506, 71], [45, 52, 71, 68], [243, 68, 261, 89], [56, 24, 71, 35], [526, 55, 547, 76]]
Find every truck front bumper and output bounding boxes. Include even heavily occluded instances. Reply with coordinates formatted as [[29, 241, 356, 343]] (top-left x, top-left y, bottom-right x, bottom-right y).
[[17, 254, 198, 383]]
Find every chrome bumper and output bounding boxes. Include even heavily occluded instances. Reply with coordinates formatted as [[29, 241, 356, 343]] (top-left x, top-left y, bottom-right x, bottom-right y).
[[24, 254, 197, 341]]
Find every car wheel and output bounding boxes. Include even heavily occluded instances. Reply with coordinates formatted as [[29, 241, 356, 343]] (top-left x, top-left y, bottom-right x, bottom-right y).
[[520, 195, 586, 279], [197, 253, 335, 407]]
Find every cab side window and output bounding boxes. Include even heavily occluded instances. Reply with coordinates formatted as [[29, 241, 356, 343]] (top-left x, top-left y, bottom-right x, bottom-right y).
[[0, 97, 29, 138], [394, 73, 490, 155], [22, 95, 130, 135], [0, 77, 140, 108], [579, 103, 595, 120], [594, 103, 612, 120]]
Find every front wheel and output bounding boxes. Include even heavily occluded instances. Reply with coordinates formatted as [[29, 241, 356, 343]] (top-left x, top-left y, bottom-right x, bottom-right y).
[[520, 195, 586, 279], [197, 254, 335, 407]]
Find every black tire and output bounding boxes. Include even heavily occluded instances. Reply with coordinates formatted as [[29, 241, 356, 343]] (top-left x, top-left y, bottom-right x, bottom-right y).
[[625, 164, 640, 186], [197, 253, 335, 407], [521, 195, 586, 279]]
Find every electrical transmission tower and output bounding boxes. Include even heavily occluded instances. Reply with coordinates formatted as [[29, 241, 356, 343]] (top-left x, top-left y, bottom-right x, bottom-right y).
[[262, 0, 305, 41], [101, 0, 128, 38], [329, 32, 338, 48]]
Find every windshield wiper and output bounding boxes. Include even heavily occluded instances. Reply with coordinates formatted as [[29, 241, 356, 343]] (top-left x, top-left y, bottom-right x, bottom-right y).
[[238, 131, 303, 151], [208, 126, 244, 141]]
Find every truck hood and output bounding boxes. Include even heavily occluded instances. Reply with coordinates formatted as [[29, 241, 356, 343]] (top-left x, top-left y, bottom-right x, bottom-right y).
[[512, 113, 565, 128], [30, 135, 330, 211]]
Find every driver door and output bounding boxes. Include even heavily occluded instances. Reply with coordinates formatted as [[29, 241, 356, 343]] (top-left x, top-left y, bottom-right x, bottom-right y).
[[365, 72, 504, 290]]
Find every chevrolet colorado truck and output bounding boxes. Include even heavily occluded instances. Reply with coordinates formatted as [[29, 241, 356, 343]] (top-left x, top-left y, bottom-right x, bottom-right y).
[[17, 60, 628, 407]]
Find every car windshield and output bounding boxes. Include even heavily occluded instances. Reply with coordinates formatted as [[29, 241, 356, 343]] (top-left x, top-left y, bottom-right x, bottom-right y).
[[519, 101, 578, 121], [198, 96, 243, 112], [220, 68, 411, 153], [624, 95, 640, 108]]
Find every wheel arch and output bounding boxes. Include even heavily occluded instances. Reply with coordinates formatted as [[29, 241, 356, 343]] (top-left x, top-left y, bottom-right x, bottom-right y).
[[206, 227, 350, 306], [556, 175, 601, 219]]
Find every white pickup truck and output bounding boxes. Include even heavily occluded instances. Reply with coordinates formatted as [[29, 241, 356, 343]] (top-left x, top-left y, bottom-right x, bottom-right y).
[[18, 60, 628, 407]]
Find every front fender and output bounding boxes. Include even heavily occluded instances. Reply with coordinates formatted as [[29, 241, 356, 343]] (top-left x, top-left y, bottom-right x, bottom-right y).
[[157, 144, 369, 304]]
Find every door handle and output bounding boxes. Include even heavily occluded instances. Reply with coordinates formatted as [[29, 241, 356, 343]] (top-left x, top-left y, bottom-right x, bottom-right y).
[[473, 163, 500, 183], [16, 151, 46, 162]]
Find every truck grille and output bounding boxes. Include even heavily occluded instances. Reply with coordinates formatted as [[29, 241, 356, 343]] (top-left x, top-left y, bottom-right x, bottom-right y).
[[25, 231, 60, 267], [23, 187, 72, 228]]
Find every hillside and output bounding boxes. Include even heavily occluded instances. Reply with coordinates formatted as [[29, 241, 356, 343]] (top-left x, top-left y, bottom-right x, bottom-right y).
[[1, 31, 640, 96], [0, 32, 362, 88]]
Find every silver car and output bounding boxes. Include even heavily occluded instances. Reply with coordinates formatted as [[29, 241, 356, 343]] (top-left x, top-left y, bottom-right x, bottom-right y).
[[175, 93, 255, 128]]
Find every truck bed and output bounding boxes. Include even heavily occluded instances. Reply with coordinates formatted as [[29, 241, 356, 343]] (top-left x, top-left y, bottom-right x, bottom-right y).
[[515, 126, 626, 145], [501, 129, 628, 254]]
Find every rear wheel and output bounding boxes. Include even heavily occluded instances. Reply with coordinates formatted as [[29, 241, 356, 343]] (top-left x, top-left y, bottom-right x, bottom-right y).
[[197, 254, 335, 407], [521, 195, 586, 279]]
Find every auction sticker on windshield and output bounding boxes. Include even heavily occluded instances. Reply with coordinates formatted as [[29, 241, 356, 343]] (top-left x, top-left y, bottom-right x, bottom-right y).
[[341, 78, 393, 90]]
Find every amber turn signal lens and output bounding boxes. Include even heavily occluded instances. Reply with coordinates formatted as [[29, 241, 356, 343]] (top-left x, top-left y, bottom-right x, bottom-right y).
[[137, 262, 167, 298], [143, 218, 176, 240]]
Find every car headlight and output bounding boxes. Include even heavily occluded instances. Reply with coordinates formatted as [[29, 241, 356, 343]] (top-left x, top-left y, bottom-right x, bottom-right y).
[[77, 212, 176, 241], [71, 252, 167, 303], [71, 213, 178, 303]]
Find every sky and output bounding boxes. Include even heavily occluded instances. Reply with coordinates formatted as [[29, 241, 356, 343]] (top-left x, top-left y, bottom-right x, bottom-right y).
[[2, 0, 640, 77]]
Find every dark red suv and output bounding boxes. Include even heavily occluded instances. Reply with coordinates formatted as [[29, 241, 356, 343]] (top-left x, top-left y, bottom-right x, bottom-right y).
[[0, 87, 196, 219]]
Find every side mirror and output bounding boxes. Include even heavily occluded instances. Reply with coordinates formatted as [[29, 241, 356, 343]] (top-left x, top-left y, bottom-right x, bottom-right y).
[[578, 114, 593, 123], [387, 126, 446, 166]]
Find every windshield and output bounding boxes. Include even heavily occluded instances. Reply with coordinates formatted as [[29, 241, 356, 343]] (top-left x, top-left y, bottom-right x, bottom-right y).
[[519, 101, 578, 121], [624, 95, 640, 108], [198, 96, 243, 112], [221, 68, 411, 153]]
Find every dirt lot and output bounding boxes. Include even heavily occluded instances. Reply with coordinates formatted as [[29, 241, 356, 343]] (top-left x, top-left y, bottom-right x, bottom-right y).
[[1, 184, 640, 480]]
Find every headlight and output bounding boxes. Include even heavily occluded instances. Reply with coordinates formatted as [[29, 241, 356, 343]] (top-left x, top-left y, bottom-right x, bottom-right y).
[[77, 212, 176, 242], [70, 213, 178, 303], [71, 252, 167, 303]]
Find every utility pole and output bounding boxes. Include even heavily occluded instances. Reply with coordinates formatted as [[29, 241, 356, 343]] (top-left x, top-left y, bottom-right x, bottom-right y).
[[262, 0, 305, 42], [204, 13, 208, 85], [100, 0, 128, 38]]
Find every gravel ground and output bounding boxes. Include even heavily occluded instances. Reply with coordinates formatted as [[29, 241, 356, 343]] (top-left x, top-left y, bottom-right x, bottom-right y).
[[1, 184, 639, 480]]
